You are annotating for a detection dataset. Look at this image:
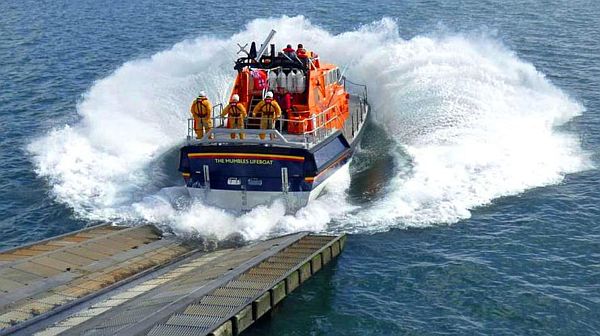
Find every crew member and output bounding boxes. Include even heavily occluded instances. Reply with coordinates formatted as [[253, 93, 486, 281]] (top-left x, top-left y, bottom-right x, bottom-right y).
[[283, 44, 296, 58], [297, 43, 307, 55], [190, 91, 212, 139], [297, 43, 308, 67], [221, 94, 247, 139], [252, 91, 282, 140]]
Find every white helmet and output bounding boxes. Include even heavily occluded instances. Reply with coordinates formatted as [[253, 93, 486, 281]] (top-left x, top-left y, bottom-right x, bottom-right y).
[[231, 94, 240, 102], [265, 91, 274, 98], [198, 90, 206, 97]]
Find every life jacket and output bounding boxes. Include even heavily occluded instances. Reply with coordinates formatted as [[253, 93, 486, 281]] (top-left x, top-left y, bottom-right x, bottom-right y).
[[262, 99, 276, 116], [283, 47, 295, 56], [195, 97, 209, 118], [297, 48, 308, 59], [228, 102, 242, 117]]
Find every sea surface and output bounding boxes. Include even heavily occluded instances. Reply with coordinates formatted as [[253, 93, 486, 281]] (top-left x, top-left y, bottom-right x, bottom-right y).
[[1, 0, 600, 334]]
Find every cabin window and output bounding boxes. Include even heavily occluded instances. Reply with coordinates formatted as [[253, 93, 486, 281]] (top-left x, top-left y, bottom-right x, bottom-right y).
[[324, 69, 338, 86]]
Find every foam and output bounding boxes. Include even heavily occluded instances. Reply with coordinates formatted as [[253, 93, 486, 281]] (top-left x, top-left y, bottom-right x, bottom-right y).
[[28, 16, 590, 239], [344, 33, 590, 231]]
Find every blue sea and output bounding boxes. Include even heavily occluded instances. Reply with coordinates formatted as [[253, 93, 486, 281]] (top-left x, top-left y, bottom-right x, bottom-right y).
[[1, 0, 599, 334]]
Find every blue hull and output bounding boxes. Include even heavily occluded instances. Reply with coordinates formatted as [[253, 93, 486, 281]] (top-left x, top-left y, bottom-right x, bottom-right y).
[[179, 131, 353, 194]]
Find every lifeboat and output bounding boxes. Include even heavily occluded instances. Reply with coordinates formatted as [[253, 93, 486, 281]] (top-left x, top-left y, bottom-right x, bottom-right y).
[[179, 30, 369, 213]]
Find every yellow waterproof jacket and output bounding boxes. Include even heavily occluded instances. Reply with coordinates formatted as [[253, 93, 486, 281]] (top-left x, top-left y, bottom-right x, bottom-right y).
[[190, 97, 212, 118], [221, 103, 247, 118], [253, 99, 281, 118]]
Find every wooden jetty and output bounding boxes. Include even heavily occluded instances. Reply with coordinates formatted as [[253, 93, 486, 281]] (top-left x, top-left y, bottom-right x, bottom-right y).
[[0, 224, 345, 335]]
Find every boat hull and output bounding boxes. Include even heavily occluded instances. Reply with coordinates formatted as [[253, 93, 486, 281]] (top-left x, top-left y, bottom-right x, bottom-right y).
[[187, 169, 332, 212], [180, 132, 353, 213]]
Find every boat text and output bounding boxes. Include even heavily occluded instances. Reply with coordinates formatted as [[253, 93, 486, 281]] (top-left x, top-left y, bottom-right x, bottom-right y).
[[214, 158, 273, 165]]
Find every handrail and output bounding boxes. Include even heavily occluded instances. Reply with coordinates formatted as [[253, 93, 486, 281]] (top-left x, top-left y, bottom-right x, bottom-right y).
[[187, 105, 341, 148], [212, 103, 223, 118], [342, 77, 368, 102], [187, 89, 368, 148], [212, 104, 337, 131], [343, 78, 367, 88]]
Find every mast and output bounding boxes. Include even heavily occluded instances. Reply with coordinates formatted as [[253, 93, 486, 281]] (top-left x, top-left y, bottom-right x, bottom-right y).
[[255, 29, 277, 61]]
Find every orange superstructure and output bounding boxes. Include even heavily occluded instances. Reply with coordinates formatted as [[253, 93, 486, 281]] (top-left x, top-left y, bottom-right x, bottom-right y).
[[227, 46, 350, 136]]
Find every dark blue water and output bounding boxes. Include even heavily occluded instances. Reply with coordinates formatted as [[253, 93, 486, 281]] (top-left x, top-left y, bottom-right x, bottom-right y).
[[2, 0, 600, 334]]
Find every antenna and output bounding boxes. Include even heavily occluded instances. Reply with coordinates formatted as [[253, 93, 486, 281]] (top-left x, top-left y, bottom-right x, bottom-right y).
[[236, 43, 249, 56], [255, 29, 277, 61]]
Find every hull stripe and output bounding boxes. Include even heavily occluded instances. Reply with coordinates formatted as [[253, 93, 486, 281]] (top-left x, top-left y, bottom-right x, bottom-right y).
[[315, 150, 351, 179], [304, 150, 351, 184], [188, 153, 305, 162]]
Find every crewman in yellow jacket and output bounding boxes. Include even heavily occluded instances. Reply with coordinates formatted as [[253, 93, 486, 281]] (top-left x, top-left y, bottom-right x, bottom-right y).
[[252, 91, 282, 140], [190, 91, 213, 139], [221, 94, 247, 139]]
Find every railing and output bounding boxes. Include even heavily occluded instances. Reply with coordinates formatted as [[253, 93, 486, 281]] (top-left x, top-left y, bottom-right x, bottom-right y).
[[187, 106, 340, 149], [212, 103, 224, 117], [187, 78, 369, 148], [341, 77, 369, 139], [342, 77, 368, 102]]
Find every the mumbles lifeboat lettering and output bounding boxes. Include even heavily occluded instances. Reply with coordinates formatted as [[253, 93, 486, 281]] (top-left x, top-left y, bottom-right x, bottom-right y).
[[188, 153, 304, 164], [214, 158, 273, 165]]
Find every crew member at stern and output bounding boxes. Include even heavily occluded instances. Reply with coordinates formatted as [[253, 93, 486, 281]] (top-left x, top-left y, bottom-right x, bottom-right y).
[[283, 44, 296, 58], [221, 94, 247, 139], [253, 91, 282, 140], [190, 91, 213, 139]]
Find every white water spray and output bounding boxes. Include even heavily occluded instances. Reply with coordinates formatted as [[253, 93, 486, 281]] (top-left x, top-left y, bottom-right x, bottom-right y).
[[28, 16, 590, 239]]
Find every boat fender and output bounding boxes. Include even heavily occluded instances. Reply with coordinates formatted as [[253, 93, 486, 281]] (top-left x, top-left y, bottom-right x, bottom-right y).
[[287, 70, 297, 93], [277, 71, 287, 92], [268, 71, 278, 90], [295, 71, 306, 93]]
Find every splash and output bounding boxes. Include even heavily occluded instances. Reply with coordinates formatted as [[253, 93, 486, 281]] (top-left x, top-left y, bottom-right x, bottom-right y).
[[344, 32, 590, 231], [28, 16, 590, 239], [128, 164, 354, 240]]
